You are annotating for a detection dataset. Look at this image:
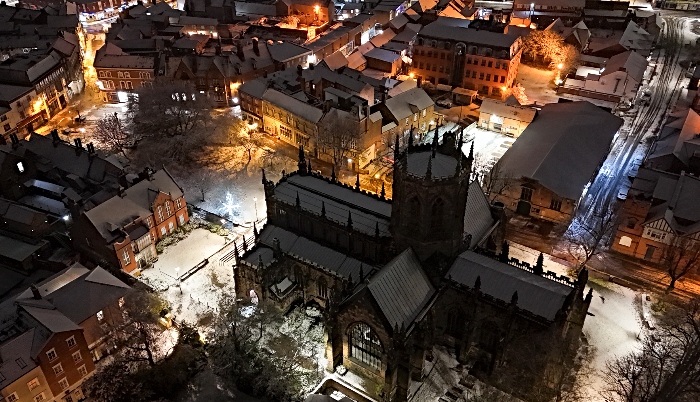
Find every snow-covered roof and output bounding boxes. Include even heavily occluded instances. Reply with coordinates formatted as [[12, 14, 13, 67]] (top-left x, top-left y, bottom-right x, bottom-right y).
[[322, 50, 348, 70], [268, 42, 310, 62], [364, 47, 401, 64], [601, 50, 647, 83], [84, 169, 183, 241], [496, 101, 622, 200], [369, 29, 396, 48], [463, 181, 497, 248], [406, 151, 458, 179], [263, 89, 325, 123], [16, 264, 130, 327], [420, 17, 518, 49], [253, 225, 366, 280], [273, 174, 391, 236], [382, 87, 434, 121], [479, 98, 536, 123], [0, 329, 40, 388], [367, 248, 435, 330], [447, 251, 572, 320], [619, 21, 653, 52]]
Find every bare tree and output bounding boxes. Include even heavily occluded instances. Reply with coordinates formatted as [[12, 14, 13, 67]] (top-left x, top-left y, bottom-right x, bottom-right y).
[[232, 125, 265, 162], [522, 30, 566, 63], [93, 112, 137, 158], [482, 161, 515, 197], [565, 203, 620, 270], [317, 110, 361, 169], [661, 236, 700, 291], [115, 289, 171, 367], [603, 298, 700, 402], [127, 79, 222, 167]]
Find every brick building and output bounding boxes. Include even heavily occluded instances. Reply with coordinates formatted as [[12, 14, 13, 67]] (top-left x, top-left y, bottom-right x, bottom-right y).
[[93, 43, 160, 103], [410, 17, 522, 98], [71, 168, 189, 274], [612, 169, 700, 263], [491, 101, 622, 225], [0, 263, 131, 402]]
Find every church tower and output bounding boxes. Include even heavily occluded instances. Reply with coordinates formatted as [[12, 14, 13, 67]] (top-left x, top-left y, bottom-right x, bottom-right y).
[[390, 128, 473, 261]]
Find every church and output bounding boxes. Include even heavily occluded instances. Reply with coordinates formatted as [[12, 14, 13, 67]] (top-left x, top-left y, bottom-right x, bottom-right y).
[[233, 129, 592, 401]]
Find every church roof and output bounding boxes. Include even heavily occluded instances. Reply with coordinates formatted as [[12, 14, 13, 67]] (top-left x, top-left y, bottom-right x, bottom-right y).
[[251, 225, 366, 281], [447, 251, 572, 321], [367, 248, 435, 330], [406, 151, 458, 179], [463, 181, 497, 248], [273, 173, 392, 236]]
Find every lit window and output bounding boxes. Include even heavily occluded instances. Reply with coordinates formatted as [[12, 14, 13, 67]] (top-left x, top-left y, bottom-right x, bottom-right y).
[[27, 377, 40, 391], [58, 377, 69, 390], [161, 227, 167, 236], [46, 349, 57, 361], [349, 323, 382, 370], [157, 206, 164, 221], [179, 215, 185, 225], [16, 161, 24, 173], [66, 335, 76, 348], [96, 310, 104, 321], [53, 363, 64, 376], [165, 201, 172, 216], [169, 222, 174, 233], [122, 249, 130, 266], [7, 393, 19, 402], [175, 198, 182, 209]]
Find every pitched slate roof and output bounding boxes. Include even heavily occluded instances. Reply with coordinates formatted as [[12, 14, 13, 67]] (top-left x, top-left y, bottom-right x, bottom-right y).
[[383, 87, 434, 121], [496, 101, 622, 200], [0, 329, 39, 388], [602, 50, 647, 83], [262, 89, 324, 123], [253, 225, 366, 280], [273, 173, 391, 236], [16, 264, 130, 328], [420, 17, 518, 48], [84, 169, 183, 241], [447, 251, 572, 320], [367, 248, 435, 329], [463, 181, 497, 248]]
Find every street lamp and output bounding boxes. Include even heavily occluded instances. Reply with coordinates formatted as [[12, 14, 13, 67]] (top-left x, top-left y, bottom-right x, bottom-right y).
[[253, 197, 258, 222], [175, 267, 182, 294]]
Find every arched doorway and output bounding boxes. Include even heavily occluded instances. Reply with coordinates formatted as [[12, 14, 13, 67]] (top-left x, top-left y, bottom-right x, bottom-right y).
[[516, 200, 531, 215]]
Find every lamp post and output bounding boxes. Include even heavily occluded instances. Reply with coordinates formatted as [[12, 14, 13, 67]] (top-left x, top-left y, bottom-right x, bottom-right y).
[[530, 2, 534, 22], [253, 197, 258, 222], [175, 267, 182, 294]]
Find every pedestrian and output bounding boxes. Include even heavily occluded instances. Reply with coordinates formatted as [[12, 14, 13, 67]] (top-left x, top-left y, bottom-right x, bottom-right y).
[[600, 295, 605, 303]]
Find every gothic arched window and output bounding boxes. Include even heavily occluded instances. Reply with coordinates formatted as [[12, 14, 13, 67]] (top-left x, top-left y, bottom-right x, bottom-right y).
[[349, 322, 382, 370], [431, 198, 445, 232], [446, 308, 465, 338], [317, 277, 328, 299], [407, 197, 421, 226]]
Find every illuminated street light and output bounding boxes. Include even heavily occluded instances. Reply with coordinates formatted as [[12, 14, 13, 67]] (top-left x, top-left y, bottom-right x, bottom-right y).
[[557, 63, 563, 69]]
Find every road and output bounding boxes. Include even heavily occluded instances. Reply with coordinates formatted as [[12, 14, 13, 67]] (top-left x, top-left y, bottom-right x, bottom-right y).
[[569, 15, 690, 233]]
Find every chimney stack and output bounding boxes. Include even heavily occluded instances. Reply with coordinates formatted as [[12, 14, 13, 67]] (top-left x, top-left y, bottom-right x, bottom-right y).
[[236, 42, 245, 61], [30, 284, 41, 300], [252, 38, 260, 56], [74, 138, 83, 149], [297, 64, 303, 76]]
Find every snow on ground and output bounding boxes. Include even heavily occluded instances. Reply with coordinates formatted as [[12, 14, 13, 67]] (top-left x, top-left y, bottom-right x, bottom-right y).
[[582, 280, 643, 400], [461, 124, 514, 168], [140, 228, 234, 326], [509, 242, 571, 278], [516, 64, 559, 105]]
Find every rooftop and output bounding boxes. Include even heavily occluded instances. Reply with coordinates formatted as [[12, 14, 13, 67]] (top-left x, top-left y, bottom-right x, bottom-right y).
[[496, 101, 622, 200], [367, 248, 435, 330], [273, 173, 391, 236], [447, 251, 573, 321], [419, 17, 518, 48]]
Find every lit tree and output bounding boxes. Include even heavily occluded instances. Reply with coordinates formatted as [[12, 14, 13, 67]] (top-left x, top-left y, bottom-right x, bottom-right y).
[[565, 203, 619, 271], [522, 30, 579, 74], [115, 289, 171, 367], [603, 298, 700, 402], [661, 236, 700, 291], [93, 112, 137, 158]]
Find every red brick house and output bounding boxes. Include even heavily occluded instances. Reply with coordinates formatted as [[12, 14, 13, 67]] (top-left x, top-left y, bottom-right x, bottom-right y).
[[3, 263, 130, 402], [71, 168, 189, 274], [612, 168, 700, 263]]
